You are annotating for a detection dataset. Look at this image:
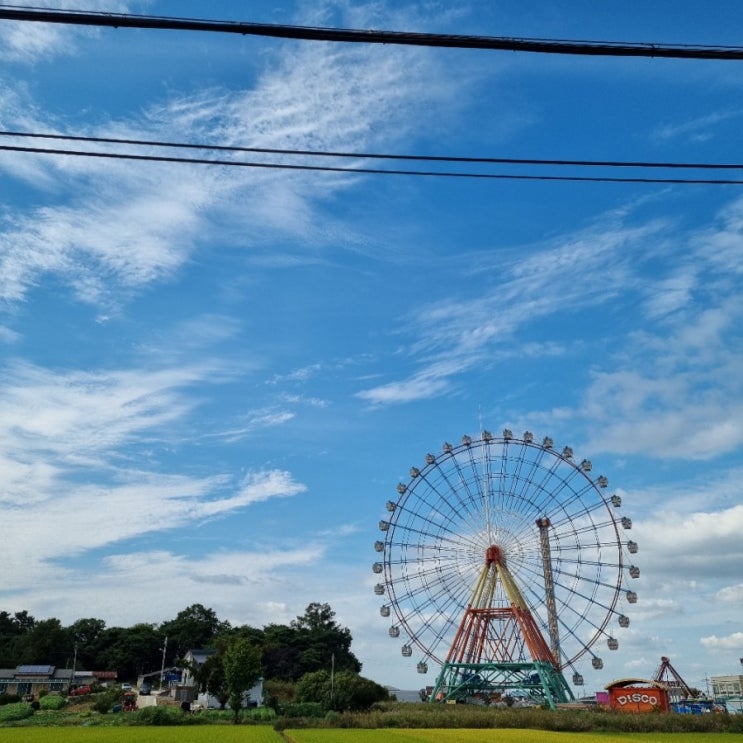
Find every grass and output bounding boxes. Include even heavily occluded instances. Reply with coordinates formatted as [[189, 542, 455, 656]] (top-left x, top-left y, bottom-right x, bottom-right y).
[[0, 728, 283, 743], [0, 729, 739, 743], [285, 734, 741, 743], [1, 698, 741, 737]]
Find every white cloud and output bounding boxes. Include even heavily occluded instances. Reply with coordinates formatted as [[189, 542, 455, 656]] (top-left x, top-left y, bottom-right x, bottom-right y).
[[632, 504, 743, 572], [10, 544, 328, 629], [716, 584, 743, 605], [0, 362, 202, 465], [357, 215, 665, 405], [700, 632, 743, 651], [651, 110, 742, 143], [0, 357, 306, 589]]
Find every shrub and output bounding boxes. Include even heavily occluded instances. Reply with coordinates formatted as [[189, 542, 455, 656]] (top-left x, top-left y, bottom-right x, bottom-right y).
[[91, 688, 122, 714], [39, 694, 66, 710], [245, 706, 276, 722], [280, 701, 325, 718], [0, 702, 33, 723], [131, 705, 205, 726], [0, 693, 21, 706], [134, 706, 180, 725]]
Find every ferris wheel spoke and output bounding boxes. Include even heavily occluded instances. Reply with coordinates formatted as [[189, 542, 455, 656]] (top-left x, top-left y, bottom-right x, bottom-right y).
[[512, 452, 582, 520], [400, 475, 490, 536], [447, 447, 490, 520], [550, 574, 621, 618], [387, 509, 482, 550], [385, 556, 477, 601], [548, 495, 614, 526]]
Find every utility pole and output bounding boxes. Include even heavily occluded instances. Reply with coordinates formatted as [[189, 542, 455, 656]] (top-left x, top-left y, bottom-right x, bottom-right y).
[[330, 653, 335, 708], [160, 636, 168, 689], [69, 643, 78, 694]]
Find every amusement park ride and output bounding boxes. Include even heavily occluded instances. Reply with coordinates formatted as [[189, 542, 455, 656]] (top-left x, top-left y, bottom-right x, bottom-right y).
[[373, 430, 639, 708]]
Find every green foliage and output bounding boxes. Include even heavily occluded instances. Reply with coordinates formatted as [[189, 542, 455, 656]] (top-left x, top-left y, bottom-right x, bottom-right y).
[[263, 679, 295, 711], [0, 693, 22, 706], [38, 694, 66, 710], [0, 601, 358, 692], [223, 637, 262, 723], [295, 670, 332, 708], [92, 687, 122, 714], [295, 670, 389, 712], [246, 706, 276, 722], [278, 703, 743, 734], [191, 651, 229, 708], [161, 603, 230, 659], [132, 705, 204, 725], [279, 701, 326, 718], [0, 701, 33, 722], [16, 618, 70, 665], [96, 623, 164, 681]]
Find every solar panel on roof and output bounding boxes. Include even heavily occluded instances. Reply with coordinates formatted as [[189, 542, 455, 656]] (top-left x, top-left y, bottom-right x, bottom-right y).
[[17, 665, 55, 675]]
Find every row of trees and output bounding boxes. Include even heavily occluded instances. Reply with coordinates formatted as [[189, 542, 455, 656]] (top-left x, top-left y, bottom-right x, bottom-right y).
[[0, 602, 361, 684]]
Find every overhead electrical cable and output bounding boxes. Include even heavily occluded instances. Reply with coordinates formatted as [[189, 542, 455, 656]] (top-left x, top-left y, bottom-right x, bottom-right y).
[[2, 130, 743, 172], [2, 142, 743, 185], [0, 5, 743, 60]]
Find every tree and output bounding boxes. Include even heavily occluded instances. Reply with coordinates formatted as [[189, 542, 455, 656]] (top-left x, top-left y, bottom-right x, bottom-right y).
[[160, 604, 230, 659], [97, 623, 163, 681], [223, 638, 261, 723], [0, 611, 35, 667], [295, 669, 389, 711], [15, 618, 70, 665], [262, 623, 302, 681], [291, 603, 361, 678], [193, 652, 229, 709], [291, 603, 337, 632], [68, 617, 107, 670]]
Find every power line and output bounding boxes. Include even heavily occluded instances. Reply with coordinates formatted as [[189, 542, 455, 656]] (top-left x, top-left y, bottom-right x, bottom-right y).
[[3, 142, 743, 185], [1, 5, 742, 60], [2, 130, 743, 171]]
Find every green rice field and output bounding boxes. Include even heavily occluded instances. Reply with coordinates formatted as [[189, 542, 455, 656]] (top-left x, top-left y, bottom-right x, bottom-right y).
[[0, 729, 739, 743], [0, 728, 281, 743], [284, 732, 740, 743]]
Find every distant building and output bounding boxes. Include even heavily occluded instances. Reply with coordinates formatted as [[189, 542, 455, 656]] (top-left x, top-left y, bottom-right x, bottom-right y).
[[0, 665, 116, 697], [0, 665, 74, 696], [180, 648, 216, 688], [711, 675, 743, 701], [179, 648, 263, 708]]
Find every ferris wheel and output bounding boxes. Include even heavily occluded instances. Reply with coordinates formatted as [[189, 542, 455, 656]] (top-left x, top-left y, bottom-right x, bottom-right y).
[[373, 430, 639, 705]]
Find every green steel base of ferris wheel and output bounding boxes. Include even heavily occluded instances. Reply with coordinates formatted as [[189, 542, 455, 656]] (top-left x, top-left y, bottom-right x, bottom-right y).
[[430, 660, 574, 710]]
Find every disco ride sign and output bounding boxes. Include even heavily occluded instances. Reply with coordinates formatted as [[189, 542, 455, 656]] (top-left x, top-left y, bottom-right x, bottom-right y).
[[608, 685, 670, 713]]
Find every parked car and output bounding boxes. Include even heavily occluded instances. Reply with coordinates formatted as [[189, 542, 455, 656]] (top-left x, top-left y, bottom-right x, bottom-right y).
[[121, 683, 132, 691], [139, 682, 151, 695], [68, 685, 92, 696]]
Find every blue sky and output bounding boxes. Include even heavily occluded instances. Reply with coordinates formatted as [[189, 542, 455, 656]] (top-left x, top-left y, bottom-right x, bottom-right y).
[[1, 0, 742, 695]]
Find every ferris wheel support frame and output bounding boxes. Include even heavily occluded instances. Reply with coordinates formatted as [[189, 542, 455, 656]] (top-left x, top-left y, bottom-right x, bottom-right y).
[[429, 542, 574, 707], [431, 659, 573, 709], [537, 517, 561, 663]]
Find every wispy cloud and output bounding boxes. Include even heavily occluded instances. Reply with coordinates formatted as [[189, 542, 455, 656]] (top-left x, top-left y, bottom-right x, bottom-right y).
[[357, 215, 665, 406], [0, 1, 133, 63], [0, 358, 306, 588], [651, 110, 742, 143], [0, 4, 455, 311]]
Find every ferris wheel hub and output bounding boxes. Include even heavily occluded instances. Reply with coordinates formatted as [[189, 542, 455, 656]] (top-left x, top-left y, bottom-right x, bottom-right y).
[[485, 544, 504, 566]]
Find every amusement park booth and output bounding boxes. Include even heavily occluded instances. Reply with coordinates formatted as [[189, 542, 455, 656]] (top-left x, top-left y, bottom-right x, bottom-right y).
[[605, 678, 670, 713]]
